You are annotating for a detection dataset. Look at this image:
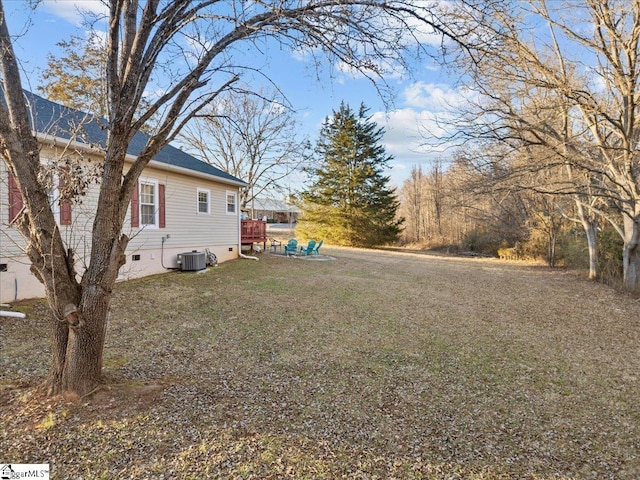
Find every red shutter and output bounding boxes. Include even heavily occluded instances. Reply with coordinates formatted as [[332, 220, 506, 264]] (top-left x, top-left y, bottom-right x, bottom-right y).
[[159, 184, 166, 228], [8, 172, 24, 223], [59, 168, 72, 225], [131, 182, 139, 227]]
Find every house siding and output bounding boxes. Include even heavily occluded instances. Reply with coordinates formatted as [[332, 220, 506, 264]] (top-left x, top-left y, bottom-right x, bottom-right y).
[[1, 149, 243, 303], [1, 145, 95, 258], [129, 166, 239, 247], [123, 166, 241, 275]]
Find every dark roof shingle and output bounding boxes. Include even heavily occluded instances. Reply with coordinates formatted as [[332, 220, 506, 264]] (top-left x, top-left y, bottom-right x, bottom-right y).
[[19, 90, 246, 186]]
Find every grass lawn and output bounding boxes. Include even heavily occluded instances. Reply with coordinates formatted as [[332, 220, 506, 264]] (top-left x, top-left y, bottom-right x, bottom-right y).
[[1, 246, 639, 479]]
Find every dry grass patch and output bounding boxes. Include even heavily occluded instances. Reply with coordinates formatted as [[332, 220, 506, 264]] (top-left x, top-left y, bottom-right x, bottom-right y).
[[1, 246, 639, 479]]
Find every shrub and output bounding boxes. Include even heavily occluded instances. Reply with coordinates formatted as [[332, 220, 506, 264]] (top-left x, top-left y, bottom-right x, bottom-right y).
[[598, 226, 623, 286], [460, 229, 503, 255]]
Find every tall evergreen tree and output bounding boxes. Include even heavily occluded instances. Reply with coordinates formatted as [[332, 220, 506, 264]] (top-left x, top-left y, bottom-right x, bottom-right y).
[[299, 102, 403, 247]]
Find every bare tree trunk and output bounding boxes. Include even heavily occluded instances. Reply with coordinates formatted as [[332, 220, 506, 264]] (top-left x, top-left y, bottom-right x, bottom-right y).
[[42, 233, 128, 395], [61, 295, 109, 394], [622, 215, 640, 293], [400, 165, 425, 243], [581, 215, 598, 280], [45, 320, 69, 394], [547, 229, 556, 268], [42, 288, 111, 396], [430, 161, 443, 239]]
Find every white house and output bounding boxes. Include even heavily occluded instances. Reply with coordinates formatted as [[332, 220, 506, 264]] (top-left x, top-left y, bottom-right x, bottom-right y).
[[251, 197, 301, 224], [1, 92, 247, 303]]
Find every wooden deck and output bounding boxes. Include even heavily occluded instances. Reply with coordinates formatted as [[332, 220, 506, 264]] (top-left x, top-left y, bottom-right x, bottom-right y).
[[241, 219, 267, 251]]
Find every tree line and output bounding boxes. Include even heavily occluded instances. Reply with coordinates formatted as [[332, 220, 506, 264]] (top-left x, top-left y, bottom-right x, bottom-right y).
[[398, 156, 624, 283], [399, 0, 640, 291]]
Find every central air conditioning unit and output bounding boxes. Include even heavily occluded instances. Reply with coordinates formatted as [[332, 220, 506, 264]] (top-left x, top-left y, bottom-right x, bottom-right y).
[[177, 251, 206, 271]]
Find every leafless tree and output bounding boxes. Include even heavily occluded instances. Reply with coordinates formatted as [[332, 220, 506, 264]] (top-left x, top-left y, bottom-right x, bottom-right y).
[[399, 165, 426, 243], [399, 158, 488, 248], [440, 0, 640, 287], [180, 88, 310, 211], [0, 0, 491, 396]]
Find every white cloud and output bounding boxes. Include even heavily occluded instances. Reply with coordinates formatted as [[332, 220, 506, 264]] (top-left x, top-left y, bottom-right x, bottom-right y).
[[42, 0, 108, 27], [371, 98, 463, 187], [402, 81, 470, 110], [373, 108, 448, 158], [389, 0, 455, 48], [401, 15, 446, 47]]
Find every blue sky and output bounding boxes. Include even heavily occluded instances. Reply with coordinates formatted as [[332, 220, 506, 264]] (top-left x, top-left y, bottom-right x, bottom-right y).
[[4, 0, 463, 188]]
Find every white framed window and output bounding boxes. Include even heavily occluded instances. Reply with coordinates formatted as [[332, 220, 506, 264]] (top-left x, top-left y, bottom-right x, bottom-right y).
[[226, 191, 237, 215], [140, 180, 158, 227], [197, 188, 210, 214], [45, 168, 72, 226]]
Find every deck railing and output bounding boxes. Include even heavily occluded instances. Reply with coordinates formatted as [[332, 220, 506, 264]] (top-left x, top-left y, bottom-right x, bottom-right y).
[[241, 220, 267, 249]]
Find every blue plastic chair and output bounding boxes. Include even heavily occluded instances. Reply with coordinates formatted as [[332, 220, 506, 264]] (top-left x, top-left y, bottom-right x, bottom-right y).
[[299, 239, 316, 256], [311, 239, 323, 255], [284, 239, 298, 256]]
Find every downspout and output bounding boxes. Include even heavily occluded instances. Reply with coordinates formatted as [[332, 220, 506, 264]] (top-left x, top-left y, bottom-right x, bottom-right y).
[[161, 235, 179, 270], [0, 303, 26, 318]]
